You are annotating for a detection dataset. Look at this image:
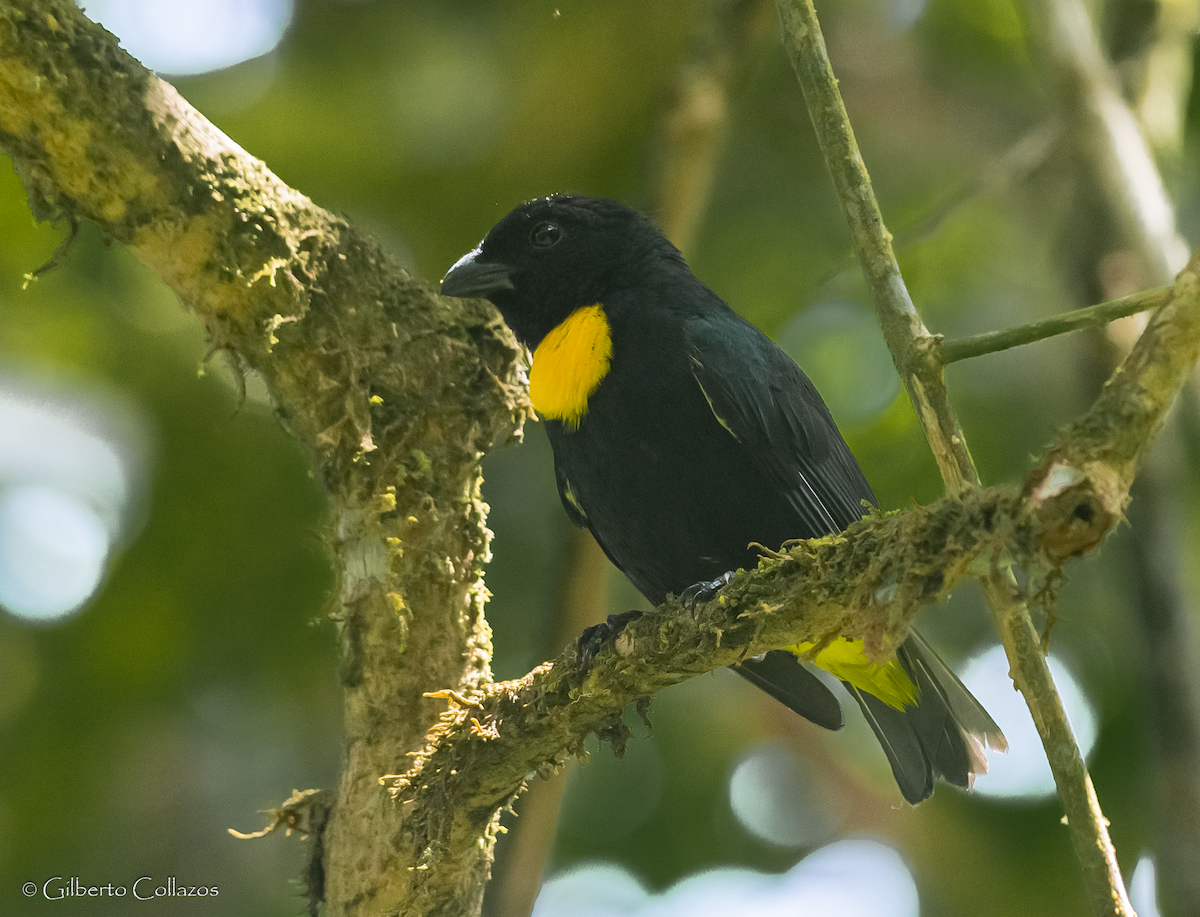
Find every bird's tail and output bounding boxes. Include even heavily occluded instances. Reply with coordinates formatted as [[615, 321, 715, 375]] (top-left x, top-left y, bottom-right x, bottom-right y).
[[848, 630, 1007, 804], [735, 634, 1006, 804], [735, 650, 845, 731]]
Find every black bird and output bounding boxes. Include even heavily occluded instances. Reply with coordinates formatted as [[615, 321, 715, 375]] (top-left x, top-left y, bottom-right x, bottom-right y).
[[442, 195, 1005, 803]]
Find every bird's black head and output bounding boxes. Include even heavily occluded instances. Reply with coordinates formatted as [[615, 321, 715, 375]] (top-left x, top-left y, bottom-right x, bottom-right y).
[[440, 195, 684, 347]]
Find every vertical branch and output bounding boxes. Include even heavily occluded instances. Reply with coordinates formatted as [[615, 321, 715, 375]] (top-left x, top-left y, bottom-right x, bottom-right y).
[[647, 0, 778, 251], [772, 2, 1134, 915], [771, 0, 976, 495], [981, 576, 1131, 914], [1022, 0, 1186, 283], [1024, 0, 1200, 913]]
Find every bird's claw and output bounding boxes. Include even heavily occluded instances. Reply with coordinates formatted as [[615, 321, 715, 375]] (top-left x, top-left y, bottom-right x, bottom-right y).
[[680, 570, 736, 608], [578, 610, 643, 667]]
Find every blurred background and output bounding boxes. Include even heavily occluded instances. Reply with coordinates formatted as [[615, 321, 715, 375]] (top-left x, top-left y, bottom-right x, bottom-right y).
[[1, 0, 1198, 914]]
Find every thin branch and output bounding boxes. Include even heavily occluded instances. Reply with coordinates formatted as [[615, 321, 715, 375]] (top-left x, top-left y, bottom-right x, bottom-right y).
[[772, 2, 1140, 915], [939, 285, 1173, 364], [772, 0, 979, 496], [1022, 0, 1187, 284], [648, 0, 777, 252], [1024, 2, 1200, 914]]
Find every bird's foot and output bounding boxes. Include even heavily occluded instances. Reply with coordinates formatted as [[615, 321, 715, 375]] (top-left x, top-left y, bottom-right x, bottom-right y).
[[680, 570, 736, 608], [578, 610, 643, 667]]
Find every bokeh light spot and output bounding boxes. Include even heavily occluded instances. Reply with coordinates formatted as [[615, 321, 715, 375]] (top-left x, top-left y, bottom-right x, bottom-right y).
[[782, 839, 919, 917], [0, 484, 109, 621], [1130, 854, 1162, 917], [727, 741, 836, 847], [532, 839, 917, 917], [80, 0, 294, 75], [960, 645, 1098, 799], [531, 862, 648, 917], [0, 378, 150, 624]]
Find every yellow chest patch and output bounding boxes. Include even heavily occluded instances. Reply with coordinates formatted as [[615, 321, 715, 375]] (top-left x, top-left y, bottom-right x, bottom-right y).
[[529, 304, 613, 430]]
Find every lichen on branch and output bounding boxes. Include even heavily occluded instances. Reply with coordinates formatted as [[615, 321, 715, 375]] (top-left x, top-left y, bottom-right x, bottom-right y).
[[0, 2, 528, 915]]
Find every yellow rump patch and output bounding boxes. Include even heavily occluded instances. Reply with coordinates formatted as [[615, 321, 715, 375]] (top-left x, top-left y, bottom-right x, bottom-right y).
[[787, 637, 919, 710], [529, 304, 613, 429]]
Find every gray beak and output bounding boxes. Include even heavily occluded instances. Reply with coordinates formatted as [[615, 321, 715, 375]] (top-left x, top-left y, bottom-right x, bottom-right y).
[[440, 247, 515, 298]]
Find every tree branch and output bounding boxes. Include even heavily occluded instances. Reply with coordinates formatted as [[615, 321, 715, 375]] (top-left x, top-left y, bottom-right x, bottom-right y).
[[391, 485, 1019, 826], [0, 3, 527, 915], [772, 1, 977, 496], [771, 1, 1166, 914], [1022, 0, 1187, 284], [939, 285, 1172, 364], [1023, 2, 1200, 912]]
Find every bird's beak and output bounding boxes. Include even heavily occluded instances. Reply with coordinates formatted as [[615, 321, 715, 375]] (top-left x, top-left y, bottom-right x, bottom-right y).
[[440, 247, 515, 298]]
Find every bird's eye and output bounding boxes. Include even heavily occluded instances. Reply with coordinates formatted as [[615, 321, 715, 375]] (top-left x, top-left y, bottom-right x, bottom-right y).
[[530, 221, 563, 249]]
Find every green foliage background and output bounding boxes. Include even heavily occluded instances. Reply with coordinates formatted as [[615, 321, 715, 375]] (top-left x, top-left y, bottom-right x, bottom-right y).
[[1, 0, 1197, 914]]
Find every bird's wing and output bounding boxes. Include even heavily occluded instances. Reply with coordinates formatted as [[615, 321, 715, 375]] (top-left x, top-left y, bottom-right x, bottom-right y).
[[683, 308, 877, 535], [684, 307, 1006, 803]]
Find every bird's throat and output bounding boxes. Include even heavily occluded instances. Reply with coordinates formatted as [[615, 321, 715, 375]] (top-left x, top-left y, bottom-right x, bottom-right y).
[[529, 304, 612, 430]]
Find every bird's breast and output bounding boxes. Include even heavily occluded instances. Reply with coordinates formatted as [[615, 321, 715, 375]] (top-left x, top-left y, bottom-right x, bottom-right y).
[[528, 303, 613, 430]]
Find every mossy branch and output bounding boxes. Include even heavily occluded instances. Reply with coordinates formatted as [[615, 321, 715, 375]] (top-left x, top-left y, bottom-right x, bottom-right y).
[[392, 486, 1020, 817], [0, 2, 527, 915]]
